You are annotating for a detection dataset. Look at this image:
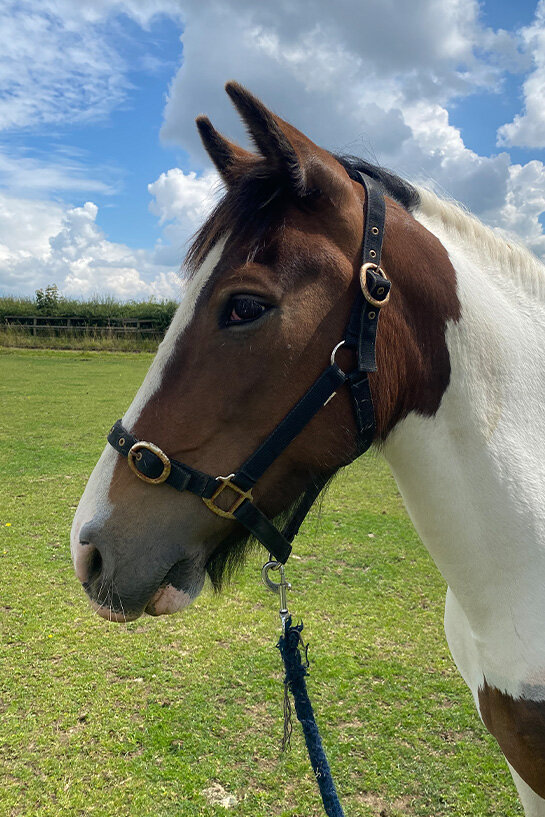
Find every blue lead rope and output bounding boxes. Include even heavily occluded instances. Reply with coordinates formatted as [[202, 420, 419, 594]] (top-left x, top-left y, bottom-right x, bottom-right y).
[[277, 618, 346, 817]]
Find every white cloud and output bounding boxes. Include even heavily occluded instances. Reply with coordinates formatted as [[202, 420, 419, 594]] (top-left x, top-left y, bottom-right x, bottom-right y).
[[494, 161, 545, 258], [0, 0, 189, 298], [2, 0, 545, 298], [160, 0, 514, 164], [156, 0, 545, 264], [497, 1, 545, 148], [0, 193, 182, 299], [0, 0, 182, 131], [0, 147, 119, 197], [395, 102, 512, 217], [148, 167, 220, 264]]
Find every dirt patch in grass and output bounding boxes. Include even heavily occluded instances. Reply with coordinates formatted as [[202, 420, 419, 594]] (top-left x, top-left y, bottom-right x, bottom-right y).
[[355, 792, 414, 815]]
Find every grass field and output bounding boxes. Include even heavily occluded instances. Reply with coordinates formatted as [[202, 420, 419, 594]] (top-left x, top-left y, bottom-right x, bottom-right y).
[[0, 325, 160, 353], [0, 349, 523, 817]]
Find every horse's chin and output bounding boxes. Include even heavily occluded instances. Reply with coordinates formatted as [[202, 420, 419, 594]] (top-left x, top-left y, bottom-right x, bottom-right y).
[[145, 584, 193, 616]]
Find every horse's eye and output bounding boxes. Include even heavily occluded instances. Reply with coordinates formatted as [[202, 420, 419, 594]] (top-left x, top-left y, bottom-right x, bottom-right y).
[[226, 296, 268, 325]]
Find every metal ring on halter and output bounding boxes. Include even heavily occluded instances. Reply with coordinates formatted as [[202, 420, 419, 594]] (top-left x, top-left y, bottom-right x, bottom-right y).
[[127, 441, 171, 484], [330, 340, 346, 366], [360, 262, 390, 308]]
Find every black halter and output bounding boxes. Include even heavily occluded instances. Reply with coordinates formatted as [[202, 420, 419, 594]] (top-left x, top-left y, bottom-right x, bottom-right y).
[[107, 172, 390, 565]]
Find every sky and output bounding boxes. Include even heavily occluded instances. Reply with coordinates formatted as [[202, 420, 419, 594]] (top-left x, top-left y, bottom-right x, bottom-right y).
[[2, 0, 545, 301]]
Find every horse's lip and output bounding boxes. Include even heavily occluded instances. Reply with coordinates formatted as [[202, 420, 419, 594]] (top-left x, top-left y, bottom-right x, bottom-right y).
[[145, 584, 192, 616], [89, 599, 141, 623], [85, 578, 194, 621]]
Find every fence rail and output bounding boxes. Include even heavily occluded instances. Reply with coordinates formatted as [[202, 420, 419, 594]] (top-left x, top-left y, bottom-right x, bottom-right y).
[[3, 316, 164, 337]]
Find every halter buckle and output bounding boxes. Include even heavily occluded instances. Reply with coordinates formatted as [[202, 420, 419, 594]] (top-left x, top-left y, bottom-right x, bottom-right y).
[[127, 441, 171, 485], [360, 262, 390, 308], [202, 475, 253, 519]]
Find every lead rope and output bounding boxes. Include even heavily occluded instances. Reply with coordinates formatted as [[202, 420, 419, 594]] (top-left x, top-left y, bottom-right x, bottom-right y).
[[262, 560, 346, 817]]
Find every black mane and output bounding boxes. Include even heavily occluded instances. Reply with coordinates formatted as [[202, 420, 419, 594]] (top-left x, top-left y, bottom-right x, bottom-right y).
[[334, 154, 420, 211]]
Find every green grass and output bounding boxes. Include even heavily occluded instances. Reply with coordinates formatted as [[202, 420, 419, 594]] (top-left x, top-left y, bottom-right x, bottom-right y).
[[0, 349, 522, 817], [0, 325, 161, 352]]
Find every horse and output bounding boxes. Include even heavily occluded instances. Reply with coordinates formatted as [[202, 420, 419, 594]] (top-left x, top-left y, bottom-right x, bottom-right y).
[[70, 82, 545, 815]]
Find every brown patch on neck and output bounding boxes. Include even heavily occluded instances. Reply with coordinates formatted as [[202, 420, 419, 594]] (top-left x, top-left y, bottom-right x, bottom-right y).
[[479, 679, 545, 797], [370, 197, 461, 437]]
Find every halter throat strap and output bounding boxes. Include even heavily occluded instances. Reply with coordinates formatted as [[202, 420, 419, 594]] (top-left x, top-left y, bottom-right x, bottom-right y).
[[107, 172, 390, 565]]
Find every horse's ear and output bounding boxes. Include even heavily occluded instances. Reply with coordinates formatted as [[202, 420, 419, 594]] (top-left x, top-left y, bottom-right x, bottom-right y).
[[225, 82, 307, 195], [196, 115, 256, 184], [225, 81, 349, 202]]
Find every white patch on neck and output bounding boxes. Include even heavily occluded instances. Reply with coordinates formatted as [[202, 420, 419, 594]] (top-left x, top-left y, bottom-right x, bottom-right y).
[[123, 238, 227, 428], [383, 208, 545, 700]]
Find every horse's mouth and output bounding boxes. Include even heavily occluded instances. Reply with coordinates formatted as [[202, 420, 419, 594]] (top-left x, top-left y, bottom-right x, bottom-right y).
[[89, 599, 141, 622], [76, 542, 204, 623], [88, 583, 193, 622]]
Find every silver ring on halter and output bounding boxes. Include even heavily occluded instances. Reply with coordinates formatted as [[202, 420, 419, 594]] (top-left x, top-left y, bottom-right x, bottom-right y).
[[330, 340, 346, 366], [360, 262, 390, 308]]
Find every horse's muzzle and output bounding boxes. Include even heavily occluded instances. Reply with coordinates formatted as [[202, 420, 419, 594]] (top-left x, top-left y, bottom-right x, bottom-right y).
[[73, 521, 203, 621]]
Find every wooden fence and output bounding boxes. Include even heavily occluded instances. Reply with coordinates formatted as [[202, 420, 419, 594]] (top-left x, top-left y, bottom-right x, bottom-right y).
[[3, 316, 163, 337]]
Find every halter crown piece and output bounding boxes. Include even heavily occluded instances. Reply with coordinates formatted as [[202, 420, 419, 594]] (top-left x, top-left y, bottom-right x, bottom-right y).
[[107, 173, 390, 565]]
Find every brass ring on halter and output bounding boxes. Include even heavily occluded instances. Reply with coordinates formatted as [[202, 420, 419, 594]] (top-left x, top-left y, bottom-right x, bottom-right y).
[[127, 441, 172, 484], [360, 262, 390, 308]]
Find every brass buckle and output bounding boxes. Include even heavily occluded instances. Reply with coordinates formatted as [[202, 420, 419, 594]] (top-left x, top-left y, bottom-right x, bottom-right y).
[[202, 474, 253, 519], [360, 262, 390, 308], [127, 441, 171, 485]]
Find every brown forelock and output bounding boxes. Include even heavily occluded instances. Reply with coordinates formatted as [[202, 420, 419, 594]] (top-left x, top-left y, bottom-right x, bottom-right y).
[[189, 88, 358, 277], [185, 162, 289, 275], [479, 680, 545, 797]]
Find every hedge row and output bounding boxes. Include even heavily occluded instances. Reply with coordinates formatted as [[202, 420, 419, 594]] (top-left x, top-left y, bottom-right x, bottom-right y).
[[0, 296, 178, 333]]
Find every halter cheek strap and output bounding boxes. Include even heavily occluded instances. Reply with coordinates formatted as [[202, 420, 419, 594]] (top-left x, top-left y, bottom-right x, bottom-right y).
[[107, 172, 390, 565]]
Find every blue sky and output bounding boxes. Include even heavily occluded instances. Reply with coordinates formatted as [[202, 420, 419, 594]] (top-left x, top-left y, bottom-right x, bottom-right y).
[[2, 0, 545, 299]]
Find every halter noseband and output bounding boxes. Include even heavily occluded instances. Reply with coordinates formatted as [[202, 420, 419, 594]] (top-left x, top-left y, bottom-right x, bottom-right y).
[[107, 172, 390, 565]]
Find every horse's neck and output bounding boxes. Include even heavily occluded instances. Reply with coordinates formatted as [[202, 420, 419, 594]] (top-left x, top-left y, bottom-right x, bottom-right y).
[[382, 217, 545, 679]]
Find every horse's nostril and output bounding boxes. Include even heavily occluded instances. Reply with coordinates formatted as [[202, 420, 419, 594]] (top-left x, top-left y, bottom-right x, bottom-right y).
[[87, 546, 103, 584], [76, 543, 103, 588]]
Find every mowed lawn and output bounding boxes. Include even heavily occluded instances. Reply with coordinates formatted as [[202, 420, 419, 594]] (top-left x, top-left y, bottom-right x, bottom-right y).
[[0, 349, 522, 817]]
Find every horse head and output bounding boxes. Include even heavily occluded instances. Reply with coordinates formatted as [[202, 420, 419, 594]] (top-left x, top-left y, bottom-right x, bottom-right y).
[[70, 83, 457, 622]]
